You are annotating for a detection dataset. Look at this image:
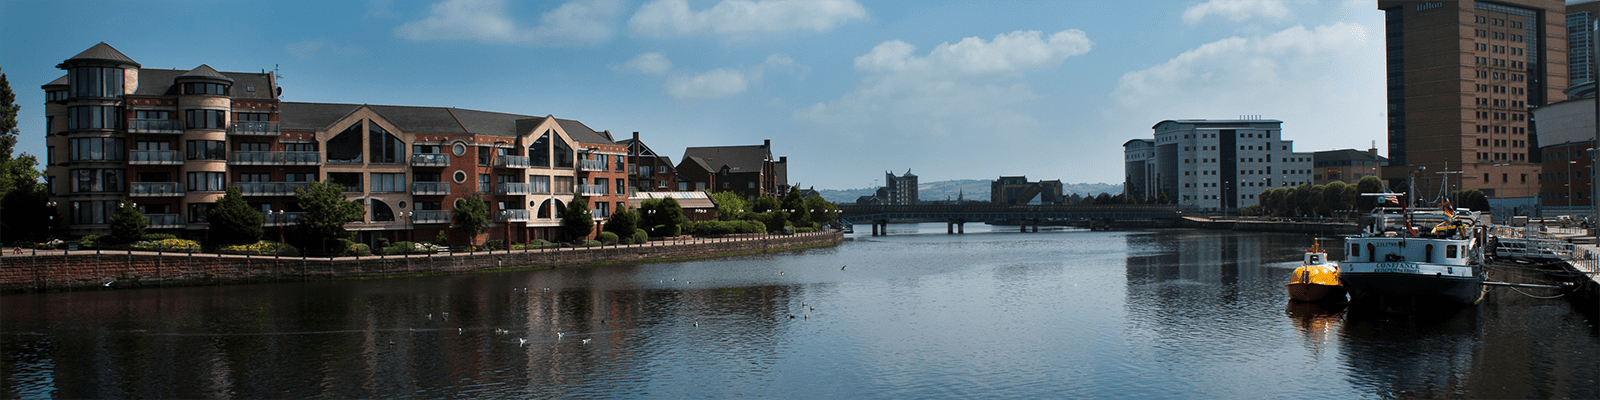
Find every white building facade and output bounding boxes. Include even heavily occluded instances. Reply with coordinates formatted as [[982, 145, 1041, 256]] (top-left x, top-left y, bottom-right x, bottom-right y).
[[1128, 119, 1315, 212]]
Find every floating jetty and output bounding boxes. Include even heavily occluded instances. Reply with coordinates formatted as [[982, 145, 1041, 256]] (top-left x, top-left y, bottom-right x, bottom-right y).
[[1486, 223, 1600, 310]]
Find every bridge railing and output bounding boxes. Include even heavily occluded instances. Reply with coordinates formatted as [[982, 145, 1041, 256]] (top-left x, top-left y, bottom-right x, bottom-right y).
[[835, 204, 1180, 222]]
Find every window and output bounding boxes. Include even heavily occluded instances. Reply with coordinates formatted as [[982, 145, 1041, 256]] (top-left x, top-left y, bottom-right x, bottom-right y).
[[239, 142, 269, 152], [595, 201, 609, 218], [617, 179, 627, 196], [235, 112, 269, 122], [181, 82, 229, 95], [69, 67, 124, 98], [327, 122, 364, 163], [531, 175, 551, 193], [372, 200, 395, 222], [414, 172, 441, 182], [68, 106, 121, 130], [186, 171, 224, 192], [368, 123, 404, 163], [616, 155, 627, 172], [531, 132, 551, 167], [554, 176, 575, 194], [328, 172, 362, 192], [186, 140, 226, 160], [184, 109, 227, 129], [285, 172, 315, 182], [135, 110, 171, 121], [68, 137, 124, 162], [188, 203, 211, 223], [478, 174, 490, 193], [372, 173, 406, 192], [414, 144, 441, 154], [239, 173, 269, 183], [73, 169, 123, 192], [553, 139, 573, 168], [595, 178, 609, 195], [70, 200, 119, 224], [478, 146, 493, 166], [285, 142, 317, 152]]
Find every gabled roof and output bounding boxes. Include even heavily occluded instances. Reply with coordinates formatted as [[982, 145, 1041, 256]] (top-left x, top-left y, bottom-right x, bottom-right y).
[[557, 119, 616, 146], [681, 144, 771, 173], [129, 68, 276, 100], [177, 64, 233, 83], [63, 42, 140, 67], [679, 155, 715, 174], [278, 102, 614, 144]]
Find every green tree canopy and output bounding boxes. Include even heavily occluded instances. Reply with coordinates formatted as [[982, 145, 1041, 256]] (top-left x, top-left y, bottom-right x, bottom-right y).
[[0, 68, 56, 244], [563, 195, 594, 240], [782, 188, 810, 227], [805, 193, 840, 226], [605, 205, 639, 240], [454, 196, 490, 242], [291, 181, 365, 254], [709, 191, 746, 221], [109, 198, 148, 244], [209, 186, 263, 246], [640, 197, 689, 237]]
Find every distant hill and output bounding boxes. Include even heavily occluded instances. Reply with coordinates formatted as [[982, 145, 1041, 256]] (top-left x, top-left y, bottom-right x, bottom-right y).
[[816, 179, 1124, 204]]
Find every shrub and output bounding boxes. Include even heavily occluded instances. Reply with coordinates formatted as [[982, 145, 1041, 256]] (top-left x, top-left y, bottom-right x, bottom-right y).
[[434, 231, 449, 246], [569, 239, 602, 247], [386, 241, 445, 254], [795, 227, 816, 233], [598, 232, 619, 244], [348, 243, 371, 257], [130, 238, 201, 253], [77, 234, 105, 249], [217, 241, 301, 256], [376, 238, 391, 249], [632, 229, 647, 244], [140, 233, 178, 241], [484, 240, 506, 250], [512, 240, 556, 250]]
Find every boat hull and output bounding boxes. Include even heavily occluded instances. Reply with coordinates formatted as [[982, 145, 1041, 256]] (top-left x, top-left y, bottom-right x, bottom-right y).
[[1339, 271, 1484, 307], [1287, 283, 1347, 303]]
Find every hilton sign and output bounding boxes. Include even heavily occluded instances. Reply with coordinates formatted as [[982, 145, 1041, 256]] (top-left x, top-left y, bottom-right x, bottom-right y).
[[1417, 2, 1444, 11]]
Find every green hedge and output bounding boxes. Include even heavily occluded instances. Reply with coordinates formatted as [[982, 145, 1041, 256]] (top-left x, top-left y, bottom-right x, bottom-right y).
[[683, 220, 768, 236], [598, 232, 619, 244], [130, 238, 202, 253], [217, 241, 300, 256]]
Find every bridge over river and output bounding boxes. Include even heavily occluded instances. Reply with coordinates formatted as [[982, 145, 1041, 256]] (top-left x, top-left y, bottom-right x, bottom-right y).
[[837, 204, 1182, 235]]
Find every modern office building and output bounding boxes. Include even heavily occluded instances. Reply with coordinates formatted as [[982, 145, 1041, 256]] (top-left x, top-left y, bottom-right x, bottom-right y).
[[1378, 0, 1567, 201], [1529, 96, 1595, 208], [1127, 119, 1314, 212], [1569, 1, 1600, 92], [42, 42, 633, 245], [1123, 139, 1156, 201]]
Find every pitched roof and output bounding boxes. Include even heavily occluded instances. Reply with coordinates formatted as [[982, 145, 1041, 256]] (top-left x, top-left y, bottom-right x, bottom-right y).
[[279, 101, 614, 144], [177, 64, 233, 83], [63, 42, 140, 67], [681, 144, 771, 173], [130, 68, 276, 100], [42, 75, 67, 87], [628, 191, 716, 209], [679, 155, 715, 174]]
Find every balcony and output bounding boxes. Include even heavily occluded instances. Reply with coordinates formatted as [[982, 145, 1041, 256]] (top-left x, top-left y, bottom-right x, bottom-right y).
[[577, 184, 607, 196], [128, 120, 182, 134], [412, 181, 450, 196], [228, 121, 280, 136], [411, 153, 449, 167], [235, 181, 311, 196], [128, 150, 182, 165], [262, 211, 307, 226], [496, 182, 532, 195], [146, 213, 184, 229], [578, 159, 608, 172], [228, 151, 321, 166], [495, 155, 531, 169], [412, 210, 452, 224], [497, 209, 531, 222], [130, 182, 182, 197]]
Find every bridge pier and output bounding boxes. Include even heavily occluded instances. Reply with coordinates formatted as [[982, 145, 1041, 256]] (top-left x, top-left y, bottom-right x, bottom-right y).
[[947, 220, 965, 234], [871, 219, 889, 236]]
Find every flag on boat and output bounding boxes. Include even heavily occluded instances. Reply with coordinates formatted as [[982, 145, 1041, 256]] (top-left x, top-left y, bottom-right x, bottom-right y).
[[1442, 199, 1455, 218], [1383, 195, 1401, 205]]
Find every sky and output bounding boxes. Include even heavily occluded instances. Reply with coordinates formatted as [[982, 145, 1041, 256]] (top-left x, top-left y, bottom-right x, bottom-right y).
[[0, 0, 1390, 190]]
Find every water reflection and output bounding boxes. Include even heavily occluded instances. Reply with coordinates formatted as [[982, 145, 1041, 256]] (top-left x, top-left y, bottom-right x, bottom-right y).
[[3, 229, 1597, 398]]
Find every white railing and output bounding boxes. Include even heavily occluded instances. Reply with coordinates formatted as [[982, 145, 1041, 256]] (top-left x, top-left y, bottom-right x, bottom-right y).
[[130, 182, 182, 197], [578, 159, 608, 172], [228, 121, 280, 136], [146, 213, 184, 228], [413, 210, 452, 224], [497, 182, 532, 195], [235, 182, 311, 196], [496, 155, 531, 169], [128, 150, 182, 165], [497, 209, 531, 222], [228, 151, 320, 166], [262, 211, 307, 226], [578, 184, 607, 196], [411, 153, 449, 167], [412, 182, 450, 196], [128, 120, 181, 134]]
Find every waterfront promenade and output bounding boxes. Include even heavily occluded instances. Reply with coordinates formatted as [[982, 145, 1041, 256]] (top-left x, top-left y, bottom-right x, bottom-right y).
[[0, 230, 843, 293]]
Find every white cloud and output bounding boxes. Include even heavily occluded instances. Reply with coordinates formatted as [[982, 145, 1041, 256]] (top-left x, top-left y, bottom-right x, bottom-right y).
[[795, 30, 1092, 139], [284, 39, 368, 60], [1182, 0, 1293, 25], [629, 0, 867, 38], [667, 69, 750, 99], [1110, 23, 1384, 150], [618, 52, 674, 74], [394, 0, 622, 46]]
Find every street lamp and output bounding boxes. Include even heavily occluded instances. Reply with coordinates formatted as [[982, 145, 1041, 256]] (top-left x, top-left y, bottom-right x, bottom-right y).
[[1569, 160, 1578, 212]]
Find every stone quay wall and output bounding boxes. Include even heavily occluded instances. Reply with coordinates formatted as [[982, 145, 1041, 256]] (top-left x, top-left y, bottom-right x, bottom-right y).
[[0, 231, 843, 293]]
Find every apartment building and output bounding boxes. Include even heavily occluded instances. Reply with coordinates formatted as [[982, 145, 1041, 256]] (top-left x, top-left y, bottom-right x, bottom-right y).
[[43, 43, 629, 245], [677, 140, 789, 200], [617, 131, 679, 195]]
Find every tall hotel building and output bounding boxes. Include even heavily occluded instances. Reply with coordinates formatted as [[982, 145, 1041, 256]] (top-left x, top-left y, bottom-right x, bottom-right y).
[[1378, 0, 1567, 200], [1124, 119, 1315, 212], [42, 43, 637, 244]]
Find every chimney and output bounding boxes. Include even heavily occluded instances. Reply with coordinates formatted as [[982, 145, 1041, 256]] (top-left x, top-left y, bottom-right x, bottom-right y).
[[779, 156, 787, 163], [763, 139, 771, 148], [633, 131, 639, 141]]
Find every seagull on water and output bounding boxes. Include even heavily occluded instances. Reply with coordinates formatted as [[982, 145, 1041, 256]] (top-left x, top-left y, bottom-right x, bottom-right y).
[[519, 338, 528, 346], [582, 338, 592, 345], [841, 265, 847, 270], [558, 332, 565, 340]]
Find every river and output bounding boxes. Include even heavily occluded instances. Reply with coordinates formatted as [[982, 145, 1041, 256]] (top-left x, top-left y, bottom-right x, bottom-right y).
[[3, 224, 1598, 398]]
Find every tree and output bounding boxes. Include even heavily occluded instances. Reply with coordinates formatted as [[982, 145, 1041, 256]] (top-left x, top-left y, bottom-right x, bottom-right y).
[[605, 205, 639, 241], [209, 186, 263, 245], [291, 181, 365, 254], [1452, 189, 1490, 211], [109, 198, 148, 244], [782, 188, 810, 227], [0, 68, 56, 244], [1322, 182, 1348, 216], [805, 193, 840, 226], [454, 196, 489, 243], [640, 197, 688, 237], [749, 195, 778, 213], [562, 195, 594, 241], [1356, 176, 1386, 211], [709, 191, 746, 221]]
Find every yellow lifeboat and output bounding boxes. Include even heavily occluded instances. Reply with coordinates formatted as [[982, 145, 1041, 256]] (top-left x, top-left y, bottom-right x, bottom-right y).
[[1287, 239, 1346, 303]]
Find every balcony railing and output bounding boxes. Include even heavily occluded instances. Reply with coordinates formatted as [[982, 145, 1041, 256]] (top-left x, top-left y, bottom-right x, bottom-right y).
[[413, 210, 452, 224], [228, 121, 280, 136], [497, 209, 531, 222], [130, 182, 182, 197], [578, 159, 608, 172], [228, 151, 321, 166], [128, 120, 182, 134], [496, 182, 532, 195], [235, 181, 311, 196], [146, 213, 184, 229], [412, 182, 450, 196], [128, 150, 182, 165], [495, 155, 531, 169], [578, 184, 607, 196], [411, 153, 449, 167], [262, 211, 307, 226]]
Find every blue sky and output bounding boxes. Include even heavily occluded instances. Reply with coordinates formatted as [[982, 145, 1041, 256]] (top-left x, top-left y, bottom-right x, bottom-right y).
[[0, 0, 1388, 190]]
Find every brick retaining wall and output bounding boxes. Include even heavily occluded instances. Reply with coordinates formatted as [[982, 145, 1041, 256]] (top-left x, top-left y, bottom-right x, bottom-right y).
[[0, 231, 843, 293]]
